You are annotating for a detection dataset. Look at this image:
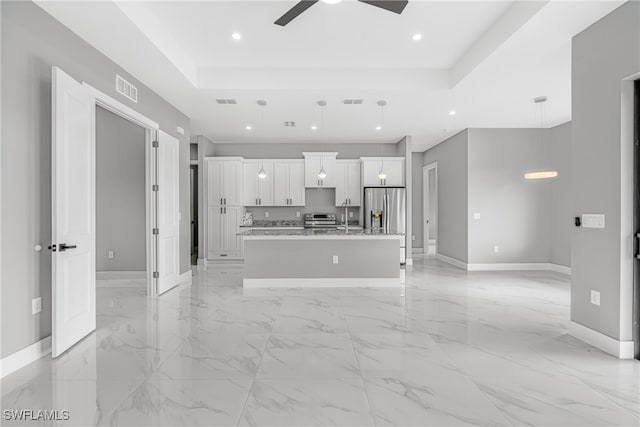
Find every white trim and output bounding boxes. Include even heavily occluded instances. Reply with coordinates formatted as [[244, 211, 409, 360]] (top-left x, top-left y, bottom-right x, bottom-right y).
[[405, 258, 413, 266], [549, 264, 572, 275], [412, 247, 424, 254], [568, 321, 634, 359], [428, 239, 436, 244], [468, 262, 563, 272], [97, 279, 145, 288], [96, 270, 146, 280], [243, 278, 402, 288], [179, 270, 193, 286], [0, 336, 51, 379], [197, 258, 207, 270], [422, 163, 438, 257], [82, 83, 159, 129], [436, 253, 468, 270]]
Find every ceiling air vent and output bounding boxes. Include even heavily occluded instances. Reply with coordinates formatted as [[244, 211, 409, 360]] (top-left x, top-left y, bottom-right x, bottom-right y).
[[284, 121, 296, 127], [343, 99, 364, 105], [116, 75, 138, 103], [216, 99, 237, 104]]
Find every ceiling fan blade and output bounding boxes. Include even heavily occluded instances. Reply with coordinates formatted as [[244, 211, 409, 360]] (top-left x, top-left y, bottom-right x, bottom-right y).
[[274, 0, 319, 26], [358, 0, 409, 14]]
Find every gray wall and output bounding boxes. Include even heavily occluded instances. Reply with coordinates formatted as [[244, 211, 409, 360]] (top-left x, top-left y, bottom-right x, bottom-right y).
[[571, 1, 639, 341], [423, 130, 469, 262], [211, 142, 402, 159], [1, 1, 191, 358], [550, 122, 572, 267], [411, 154, 424, 249], [96, 107, 146, 271], [428, 168, 437, 238], [467, 129, 551, 264]]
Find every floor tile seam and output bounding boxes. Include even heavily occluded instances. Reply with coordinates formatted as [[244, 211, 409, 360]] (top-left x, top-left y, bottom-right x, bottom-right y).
[[569, 375, 640, 421]]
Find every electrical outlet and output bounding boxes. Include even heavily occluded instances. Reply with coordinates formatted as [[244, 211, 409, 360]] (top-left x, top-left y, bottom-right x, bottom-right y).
[[412, 235, 416, 241], [494, 245, 499, 253], [108, 250, 114, 259], [32, 297, 42, 315], [590, 290, 601, 306], [349, 212, 353, 218], [296, 211, 301, 218], [474, 213, 481, 220], [264, 211, 269, 218], [333, 255, 339, 264]]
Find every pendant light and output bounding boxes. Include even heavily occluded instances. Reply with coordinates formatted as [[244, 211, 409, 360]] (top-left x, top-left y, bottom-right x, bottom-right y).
[[377, 100, 387, 180], [257, 100, 268, 180], [317, 100, 327, 180], [524, 96, 558, 180]]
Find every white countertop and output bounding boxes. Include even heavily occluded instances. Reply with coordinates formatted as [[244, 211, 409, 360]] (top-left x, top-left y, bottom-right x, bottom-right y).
[[240, 229, 403, 240]]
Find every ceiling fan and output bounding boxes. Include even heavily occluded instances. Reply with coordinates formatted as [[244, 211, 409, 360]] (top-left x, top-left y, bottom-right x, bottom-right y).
[[275, 0, 409, 27]]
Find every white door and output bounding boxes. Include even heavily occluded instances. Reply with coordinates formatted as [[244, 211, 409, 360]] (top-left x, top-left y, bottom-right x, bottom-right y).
[[223, 161, 242, 206], [51, 67, 96, 357], [335, 162, 348, 206], [289, 162, 306, 206], [156, 131, 180, 295], [273, 162, 290, 206], [208, 161, 224, 206], [243, 162, 259, 207], [347, 161, 361, 206]]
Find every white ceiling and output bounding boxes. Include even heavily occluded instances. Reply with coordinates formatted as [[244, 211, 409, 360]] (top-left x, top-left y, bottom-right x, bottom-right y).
[[35, 0, 624, 152]]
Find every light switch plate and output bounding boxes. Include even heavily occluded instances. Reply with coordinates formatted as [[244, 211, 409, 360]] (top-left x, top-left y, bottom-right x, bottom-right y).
[[590, 290, 601, 306], [349, 212, 353, 218], [108, 250, 114, 259], [474, 213, 481, 220], [582, 214, 605, 229], [333, 256, 339, 264], [296, 212, 301, 218], [32, 297, 42, 315], [265, 211, 269, 218], [494, 245, 499, 253]]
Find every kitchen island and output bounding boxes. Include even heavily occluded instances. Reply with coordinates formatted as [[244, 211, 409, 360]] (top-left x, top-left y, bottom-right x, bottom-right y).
[[240, 228, 403, 288]]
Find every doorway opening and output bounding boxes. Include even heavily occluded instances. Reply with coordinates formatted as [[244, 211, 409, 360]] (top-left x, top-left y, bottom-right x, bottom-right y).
[[633, 78, 639, 360], [96, 106, 147, 288], [423, 163, 438, 256], [190, 164, 199, 265]]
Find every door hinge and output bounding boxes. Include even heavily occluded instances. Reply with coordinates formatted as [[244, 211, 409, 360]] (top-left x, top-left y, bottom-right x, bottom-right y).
[[152, 140, 159, 148], [153, 271, 159, 278], [152, 184, 159, 191], [153, 228, 159, 235]]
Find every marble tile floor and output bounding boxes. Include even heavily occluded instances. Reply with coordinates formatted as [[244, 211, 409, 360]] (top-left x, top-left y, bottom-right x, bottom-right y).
[[1, 257, 638, 426]]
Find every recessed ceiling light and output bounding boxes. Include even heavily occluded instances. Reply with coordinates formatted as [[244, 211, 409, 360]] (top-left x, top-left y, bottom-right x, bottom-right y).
[[321, 0, 342, 4], [449, 110, 456, 116], [232, 32, 242, 41], [375, 126, 382, 131], [412, 33, 422, 41], [245, 125, 252, 131], [311, 125, 318, 131]]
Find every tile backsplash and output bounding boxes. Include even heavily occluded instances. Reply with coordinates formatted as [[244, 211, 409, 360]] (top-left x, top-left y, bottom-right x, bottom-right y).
[[246, 189, 360, 224]]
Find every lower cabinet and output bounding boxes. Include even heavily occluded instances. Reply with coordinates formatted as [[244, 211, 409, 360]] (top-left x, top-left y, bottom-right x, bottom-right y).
[[207, 206, 243, 259]]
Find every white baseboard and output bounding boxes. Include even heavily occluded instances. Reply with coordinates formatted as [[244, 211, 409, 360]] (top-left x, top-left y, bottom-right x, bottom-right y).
[[568, 321, 634, 359], [243, 278, 402, 288], [549, 264, 572, 275], [0, 336, 51, 379], [96, 270, 145, 280], [436, 253, 468, 270], [97, 278, 146, 288], [405, 258, 413, 266], [179, 270, 192, 286], [197, 258, 207, 271]]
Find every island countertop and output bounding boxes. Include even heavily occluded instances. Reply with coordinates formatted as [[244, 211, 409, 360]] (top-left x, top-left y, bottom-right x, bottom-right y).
[[239, 228, 403, 240]]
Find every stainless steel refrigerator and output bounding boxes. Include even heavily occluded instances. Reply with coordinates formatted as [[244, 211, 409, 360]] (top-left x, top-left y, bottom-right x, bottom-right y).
[[363, 187, 406, 234]]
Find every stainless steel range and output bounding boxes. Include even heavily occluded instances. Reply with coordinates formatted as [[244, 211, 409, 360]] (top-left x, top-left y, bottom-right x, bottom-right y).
[[304, 213, 337, 229]]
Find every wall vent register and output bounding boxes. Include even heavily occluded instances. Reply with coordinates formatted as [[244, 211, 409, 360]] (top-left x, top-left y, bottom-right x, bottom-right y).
[[115, 75, 138, 103]]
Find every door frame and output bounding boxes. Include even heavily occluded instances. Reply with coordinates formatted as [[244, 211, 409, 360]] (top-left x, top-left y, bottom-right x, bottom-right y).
[[423, 162, 438, 256], [83, 83, 160, 296]]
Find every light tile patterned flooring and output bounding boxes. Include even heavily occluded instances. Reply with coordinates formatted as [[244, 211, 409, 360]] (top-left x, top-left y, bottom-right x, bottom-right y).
[[1, 257, 639, 426]]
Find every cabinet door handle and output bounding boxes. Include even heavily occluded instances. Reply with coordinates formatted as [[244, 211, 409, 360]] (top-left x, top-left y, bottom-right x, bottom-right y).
[[224, 207, 227, 214], [221, 198, 223, 204], [220, 207, 223, 214], [256, 198, 258, 205], [259, 198, 262, 205], [224, 198, 227, 205]]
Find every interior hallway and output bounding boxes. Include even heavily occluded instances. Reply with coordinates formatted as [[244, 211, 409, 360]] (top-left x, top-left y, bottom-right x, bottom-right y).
[[1, 258, 638, 426]]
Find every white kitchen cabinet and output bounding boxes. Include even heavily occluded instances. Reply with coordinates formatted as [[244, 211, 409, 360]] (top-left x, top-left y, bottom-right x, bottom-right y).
[[361, 157, 405, 187], [303, 152, 337, 188], [335, 160, 361, 206], [207, 205, 242, 259], [206, 157, 244, 260], [207, 158, 243, 206], [243, 161, 273, 206], [274, 160, 305, 206]]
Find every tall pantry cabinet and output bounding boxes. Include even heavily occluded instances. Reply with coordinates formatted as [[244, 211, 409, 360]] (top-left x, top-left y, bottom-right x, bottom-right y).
[[206, 158, 243, 259]]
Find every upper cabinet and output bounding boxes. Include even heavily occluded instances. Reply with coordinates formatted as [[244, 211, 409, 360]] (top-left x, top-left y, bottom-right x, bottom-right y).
[[361, 157, 405, 187], [274, 160, 305, 206], [335, 160, 361, 206], [303, 152, 337, 188], [207, 158, 243, 206], [243, 161, 274, 206]]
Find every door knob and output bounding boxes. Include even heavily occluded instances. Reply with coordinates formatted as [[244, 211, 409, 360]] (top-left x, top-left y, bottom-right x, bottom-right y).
[[59, 243, 77, 251]]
